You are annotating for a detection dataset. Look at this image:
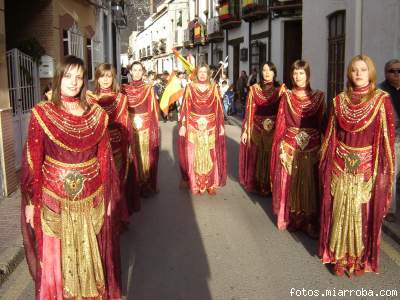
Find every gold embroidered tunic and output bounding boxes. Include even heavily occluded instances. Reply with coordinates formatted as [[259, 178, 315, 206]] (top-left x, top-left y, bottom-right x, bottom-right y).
[[319, 88, 395, 274], [21, 101, 122, 299]]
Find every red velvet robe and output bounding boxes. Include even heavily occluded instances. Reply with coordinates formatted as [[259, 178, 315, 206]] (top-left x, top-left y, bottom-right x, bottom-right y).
[[87, 91, 132, 221], [178, 83, 227, 194], [270, 89, 325, 230], [122, 81, 160, 197], [319, 88, 395, 274], [20, 101, 122, 299], [239, 83, 285, 194]]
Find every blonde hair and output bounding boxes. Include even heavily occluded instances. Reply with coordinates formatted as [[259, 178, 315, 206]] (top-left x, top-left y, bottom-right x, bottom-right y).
[[94, 63, 119, 95], [346, 54, 376, 98], [195, 63, 212, 84]]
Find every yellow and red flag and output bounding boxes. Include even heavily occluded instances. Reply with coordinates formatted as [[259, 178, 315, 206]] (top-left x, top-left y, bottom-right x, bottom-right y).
[[173, 49, 195, 74], [159, 71, 184, 114]]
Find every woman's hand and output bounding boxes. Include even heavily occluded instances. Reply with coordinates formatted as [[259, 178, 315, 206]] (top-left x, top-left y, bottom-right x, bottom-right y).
[[25, 204, 34, 229], [179, 126, 186, 136], [107, 202, 111, 217], [219, 125, 225, 136], [241, 132, 247, 144]]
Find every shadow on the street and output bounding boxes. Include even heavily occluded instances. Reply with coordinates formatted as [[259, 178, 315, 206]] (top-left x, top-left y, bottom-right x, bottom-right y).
[[120, 122, 212, 300], [225, 133, 318, 258], [225, 127, 240, 183]]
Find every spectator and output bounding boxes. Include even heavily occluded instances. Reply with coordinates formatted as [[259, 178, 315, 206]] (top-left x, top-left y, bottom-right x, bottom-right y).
[[177, 71, 187, 118], [219, 80, 229, 98], [155, 71, 170, 122], [223, 84, 235, 118], [236, 70, 248, 117], [147, 71, 156, 86], [379, 58, 400, 222], [219, 72, 230, 87], [41, 84, 52, 101], [380, 59, 400, 125], [121, 66, 129, 84], [248, 67, 258, 87]]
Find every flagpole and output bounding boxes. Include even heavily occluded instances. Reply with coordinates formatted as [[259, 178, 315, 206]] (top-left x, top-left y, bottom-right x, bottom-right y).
[[212, 65, 223, 82], [212, 56, 228, 82]]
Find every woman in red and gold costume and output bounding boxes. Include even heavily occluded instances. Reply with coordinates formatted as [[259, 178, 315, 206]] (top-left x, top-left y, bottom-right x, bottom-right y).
[[178, 63, 227, 195], [239, 62, 285, 195], [270, 60, 325, 237], [319, 55, 395, 277], [87, 63, 132, 221], [21, 56, 122, 299], [122, 61, 159, 197]]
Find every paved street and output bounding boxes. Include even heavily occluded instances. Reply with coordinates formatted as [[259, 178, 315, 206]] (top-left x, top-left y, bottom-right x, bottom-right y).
[[1, 122, 400, 300]]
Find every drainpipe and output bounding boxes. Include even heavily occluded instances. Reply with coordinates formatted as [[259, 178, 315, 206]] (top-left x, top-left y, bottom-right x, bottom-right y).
[[268, 0, 272, 62], [225, 29, 228, 61], [248, 22, 252, 74], [354, 0, 363, 55], [211, 42, 214, 66]]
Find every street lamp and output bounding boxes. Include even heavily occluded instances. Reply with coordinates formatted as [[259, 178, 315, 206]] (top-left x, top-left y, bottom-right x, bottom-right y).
[[111, 0, 127, 28]]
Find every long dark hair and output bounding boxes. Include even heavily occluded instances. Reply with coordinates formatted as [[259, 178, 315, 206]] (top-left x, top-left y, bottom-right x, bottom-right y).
[[259, 62, 280, 90], [94, 63, 119, 95], [51, 55, 88, 109]]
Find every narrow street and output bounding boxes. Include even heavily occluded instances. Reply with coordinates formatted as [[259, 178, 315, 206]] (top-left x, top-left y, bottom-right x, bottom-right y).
[[1, 122, 400, 300]]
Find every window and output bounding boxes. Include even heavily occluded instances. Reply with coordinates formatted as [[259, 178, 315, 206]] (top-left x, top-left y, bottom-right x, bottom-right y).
[[86, 38, 93, 80], [250, 40, 266, 72], [63, 23, 84, 59], [327, 10, 345, 102], [63, 30, 69, 56], [91, 39, 102, 76]]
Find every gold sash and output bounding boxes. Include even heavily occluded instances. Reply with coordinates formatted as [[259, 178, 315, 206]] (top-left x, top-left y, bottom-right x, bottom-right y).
[[329, 142, 373, 260], [130, 113, 151, 182], [188, 127, 215, 175], [41, 187, 105, 298]]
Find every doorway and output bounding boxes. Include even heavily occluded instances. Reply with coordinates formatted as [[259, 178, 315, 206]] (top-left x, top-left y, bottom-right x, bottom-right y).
[[283, 20, 302, 88]]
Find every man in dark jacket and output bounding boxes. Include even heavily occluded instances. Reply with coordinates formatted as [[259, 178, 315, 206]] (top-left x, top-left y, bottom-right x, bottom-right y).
[[236, 70, 248, 117], [379, 59, 400, 222]]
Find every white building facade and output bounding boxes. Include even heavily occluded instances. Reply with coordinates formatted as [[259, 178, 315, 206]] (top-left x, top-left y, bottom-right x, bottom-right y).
[[131, 0, 303, 85], [188, 0, 301, 86], [90, 0, 127, 83], [133, 0, 191, 74], [302, 0, 400, 101]]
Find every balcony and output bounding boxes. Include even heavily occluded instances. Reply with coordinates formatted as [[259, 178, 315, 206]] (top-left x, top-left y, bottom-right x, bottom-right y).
[[159, 39, 167, 54], [241, 0, 268, 22], [146, 46, 152, 58], [218, 0, 241, 30], [270, 0, 302, 18], [183, 27, 194, 49], [139, 48, 145, 60], [174, 28, 184, 48], [207, 17, 224, 43], [194, 22, 206, 46], [152, 41, 159, 56]]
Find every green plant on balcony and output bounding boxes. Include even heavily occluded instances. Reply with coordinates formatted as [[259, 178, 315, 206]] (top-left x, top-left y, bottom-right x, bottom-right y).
[[17, 38, 45, 64], [159, 39, 166, 53], [241, 0, 268, 20], [218, 0, 241, 28]]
